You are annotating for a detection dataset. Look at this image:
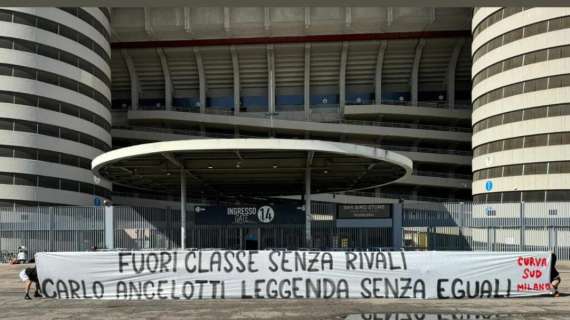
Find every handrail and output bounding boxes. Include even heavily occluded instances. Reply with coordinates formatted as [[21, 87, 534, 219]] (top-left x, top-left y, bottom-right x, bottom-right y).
[[346, 99, 471, 110], [112, 126, 472, 156], [413, 170, 472, 180], [113, 191, 452, 203], [340, 119, 471, 133], [112, 126, 258, 139], [377, 144, 471, 156], [342, 190, 452, 202], [118, 99, 472, 113], [131, 106, 472, 133]]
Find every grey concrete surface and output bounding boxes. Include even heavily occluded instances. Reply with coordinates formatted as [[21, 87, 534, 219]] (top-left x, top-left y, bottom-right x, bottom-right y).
[[1, 264, 569, 320]]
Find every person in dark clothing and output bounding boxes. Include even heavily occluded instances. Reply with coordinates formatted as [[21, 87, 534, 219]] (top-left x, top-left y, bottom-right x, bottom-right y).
[[551, 252, 561, 297], [19, 266, 41, 300]]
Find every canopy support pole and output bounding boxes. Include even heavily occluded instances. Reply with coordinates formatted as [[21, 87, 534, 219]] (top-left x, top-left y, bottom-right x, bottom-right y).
[[181, 169, 187, 250], [305, 151, 314, 248], [305, 167, 312, 248]]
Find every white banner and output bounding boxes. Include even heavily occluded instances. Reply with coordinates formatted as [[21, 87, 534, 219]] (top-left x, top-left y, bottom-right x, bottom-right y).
[[36, 250, 553, 299]]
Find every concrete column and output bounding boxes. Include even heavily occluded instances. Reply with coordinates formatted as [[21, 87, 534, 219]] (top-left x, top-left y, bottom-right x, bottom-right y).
[[0, 207, 3, 251], [194, 47, 206, 113], [239, 228, 243, 250], [411, 39, 425, 106], [304, 43, 311, 120], [458, 202, 466, 249], [548, 227, 557, 251], [520, 201, 526, 251], [344, 7, 352, 29], [374, 41, 387, 104], [305, 167, 312, 247], [121, 49, 139, 110], [143, 8, 154, 37], [223, 7, 231, 33], [231, 45, 240, 116], [339, 41, 349, 116], [447, 39, 464, 110], [183, 7, 192, 34], [264, 7, 271, 32], [304, 7, 311, 30], [157, 48, 173, 109], [427, 226, 434, 250], [49, 207, 54, 251], [75, 230, 80, 251], [267, 44, 276, 115], [104, 205, 114, 250], [484, 228, 491, 251], [180, 170, 187, 249], [166, 207, 173, 249], [392, 203, 403, 250]]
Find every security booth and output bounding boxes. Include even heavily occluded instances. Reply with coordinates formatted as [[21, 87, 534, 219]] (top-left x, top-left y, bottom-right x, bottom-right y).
[[92, 139, 412, 251], [336, 204, 393, 250], [333, 203, 402, 250]]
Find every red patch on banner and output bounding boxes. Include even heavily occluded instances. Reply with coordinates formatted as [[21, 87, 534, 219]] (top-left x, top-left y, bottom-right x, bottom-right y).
[[517, 257, 547, 267], [516, 282, 551, 291]]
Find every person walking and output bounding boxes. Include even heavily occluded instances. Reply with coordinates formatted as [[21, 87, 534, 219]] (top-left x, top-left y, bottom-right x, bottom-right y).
[[551, 252, 561, 297], [19, 264, 41, 300]]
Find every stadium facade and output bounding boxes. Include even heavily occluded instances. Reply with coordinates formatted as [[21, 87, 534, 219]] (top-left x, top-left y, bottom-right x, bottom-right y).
[[0, 7, 567, 206], [0, 7, 473, 207], [472, 8, 570, 203], [0, 8, 112, 207]]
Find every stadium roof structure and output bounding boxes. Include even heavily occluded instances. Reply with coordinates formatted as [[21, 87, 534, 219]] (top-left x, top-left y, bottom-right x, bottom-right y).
[[92, 138, 412, 197], [6, 1, 567, 7]]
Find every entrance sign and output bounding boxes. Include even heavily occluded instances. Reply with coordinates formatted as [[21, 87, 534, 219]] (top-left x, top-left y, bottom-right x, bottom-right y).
[[337, 204, 392, 219], [194, 204, 304, 225], [36, 251, 552, 300], [257, 206, 275, 223]]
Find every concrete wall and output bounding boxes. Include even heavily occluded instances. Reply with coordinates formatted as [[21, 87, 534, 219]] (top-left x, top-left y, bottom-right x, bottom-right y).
[[472, 8, 570, 202], [0, 8, 112, 206]]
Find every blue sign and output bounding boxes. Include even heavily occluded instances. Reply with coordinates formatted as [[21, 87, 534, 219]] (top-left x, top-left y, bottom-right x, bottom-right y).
[[485, 180, 493, 192], [94, 197, 102, 207]]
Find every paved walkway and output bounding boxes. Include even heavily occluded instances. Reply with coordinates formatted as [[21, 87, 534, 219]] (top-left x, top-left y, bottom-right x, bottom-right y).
[[0, 264, 569, 320]]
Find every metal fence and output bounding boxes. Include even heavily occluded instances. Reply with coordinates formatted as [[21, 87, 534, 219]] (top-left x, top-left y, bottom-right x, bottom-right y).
[[1, 202, 570, 262], [401, 202, 570, 260], [0, 206, 105, 262]]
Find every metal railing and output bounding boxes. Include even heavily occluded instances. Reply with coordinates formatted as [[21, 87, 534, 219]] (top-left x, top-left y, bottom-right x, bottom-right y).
[[112, 126, 472, 156], [366, 144, 472, 156], [413, 170, 472, 180], [3, 202, 570, 262], [339, 119, 471, 133], [123, 99, 472, 113], [342, 191, 454, 203], [113, 126, 259, 139], [401, 202, 570, 259], [132, 105, 472, 133], [345, 99, 472, 110]]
